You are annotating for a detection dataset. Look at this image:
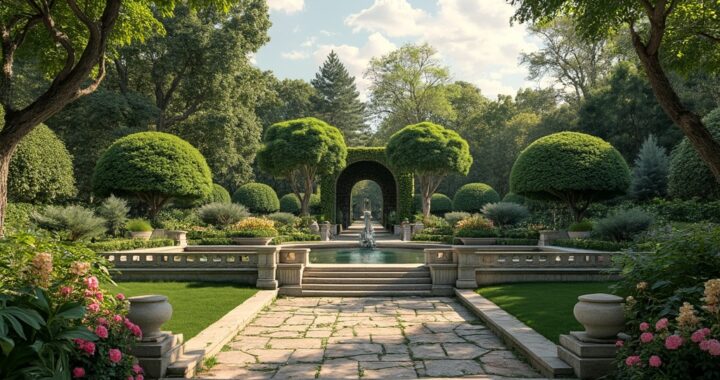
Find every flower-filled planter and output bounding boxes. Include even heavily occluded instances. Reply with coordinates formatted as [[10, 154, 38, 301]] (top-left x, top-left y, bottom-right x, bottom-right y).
[[126, 219, 153, 240], [568, 220, 593, 239], [226, 217, 278, 245], [454, 215, 498, 245]]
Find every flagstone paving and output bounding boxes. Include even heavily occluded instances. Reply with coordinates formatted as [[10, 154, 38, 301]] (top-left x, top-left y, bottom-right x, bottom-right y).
[[199, 297, 542, 379]]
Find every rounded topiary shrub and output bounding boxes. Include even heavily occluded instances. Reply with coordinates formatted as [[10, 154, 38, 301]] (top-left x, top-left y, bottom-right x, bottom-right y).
[[280, 193, 301, 215], [452, 183, 501, 213], [208, 184, 231, 204], [510, 132, 630, 221], [93, 132, 213, 217], [9, 124, 76, 203], [232, 183, 280, 214], [430, 194, 453, 215], [668, 109, 720, 200]]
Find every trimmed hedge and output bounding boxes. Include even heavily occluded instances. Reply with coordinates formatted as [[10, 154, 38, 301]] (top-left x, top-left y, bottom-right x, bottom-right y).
[[208, 184, 231, 204], [415, 194, 453, 215], [232, 183, 280, 214], [280, 193, 301, 214], [452, 183, 501, 213], [87, 238, 175, 252], [552, 238, 629, 252]]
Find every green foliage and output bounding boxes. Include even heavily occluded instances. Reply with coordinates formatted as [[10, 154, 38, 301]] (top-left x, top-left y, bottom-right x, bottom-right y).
[[93, 132, 213, 216], [502, 192, 526, 205], [481, 202, 529, 227], [96, 196, 130, 237], [351, 180, 382, 219], [125, 219, 152, 233], [668, 108, 720, 199], [226, 228, 277, 238], [8, 125, 76, 204], [271, 232, 321, 245], [232, 183, 280, 214], [444, 211, 471, 227], [86, 238, 175, 252], [510, 132, 630, 221], [4, 203, 37, 236], [593, 208, 654, 242], [31, 206, 107, 242], [412, 233, 454, 244], [208, 184, 232, 204], [552, 238, 629, 251], [452, 183, 501, 213], [154, 208, 201, 231], [648, 198, 720, 223], [568, 220, 593, 232], [197, 202, 248, 227], [455, 214, 497, 237], [427, 194, 453, 215], [630, 135, 670, 200], [267, 212, 300, 227], [279, 194, 302, 215]]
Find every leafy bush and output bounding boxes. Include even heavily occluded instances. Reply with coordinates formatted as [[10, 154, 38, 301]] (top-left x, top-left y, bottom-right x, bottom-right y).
[[271, 232, 321, 244], [267, 212, 300, 227], [444, 211, 471, 227], [594, 208, 654, 242], [154, 208, 201, 231], [502, 192, 526, 205], [452, 183, 501, 213], [96, 196, 129, 237], [197, 202, 248, 227], [420, 214, 449, 228], [481, 202, 529, 227], [8, 124, 77, 203], [455, 228, 499, 238], [232, 183, 280, 214], [510, 132, 630, 221], [631, 135, 669, 200], [552, 238, 628, 251], [208, 184, 231, 204], [568, 220, 593, 232], [648, 198, 720, 223], [412, 233, 454, 244], [455, 214, 498, 237], [125, 219, 152, 232], [4, 202, 38, 235], [87, 238, 175, 252], [495, 238, 539, 246], [227, 217, 278, 237], [428, 194, 453, 215], [93, 132, 213, 217], [668, 108, 720, 200], [279, 194, 301, 214], [191, 237, 233, 245], [498, 228, 540, 239], [31, 205, 107, 241], [227, 228, 278, 238]]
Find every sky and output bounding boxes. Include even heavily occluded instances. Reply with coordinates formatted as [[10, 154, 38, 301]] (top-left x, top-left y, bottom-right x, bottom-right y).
[[255, 0, 545, 100]]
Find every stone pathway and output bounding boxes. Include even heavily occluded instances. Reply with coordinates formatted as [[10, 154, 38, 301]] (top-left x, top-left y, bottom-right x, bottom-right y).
[[199, 297, 542, 379]]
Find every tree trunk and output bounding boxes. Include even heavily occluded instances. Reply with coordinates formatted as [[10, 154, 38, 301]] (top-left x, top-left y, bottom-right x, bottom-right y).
[[0, 141, 17, 238]]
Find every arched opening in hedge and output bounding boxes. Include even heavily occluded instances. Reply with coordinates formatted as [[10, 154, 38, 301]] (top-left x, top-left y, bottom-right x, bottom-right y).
[[336, 161, 396, 228]]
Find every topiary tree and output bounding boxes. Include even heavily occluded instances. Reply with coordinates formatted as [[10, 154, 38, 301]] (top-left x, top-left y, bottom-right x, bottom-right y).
[[452, 183, 501, 213], [208, 184, 231, 204], [668, 109, 720, 200], [257, 117, 347, 215], [631, 135, 669, 201], [93, 132, 213, 218], [510, 131, 630, 221], [8, 125, 76, 203], [232, 183, 280, 214], [280, 193, 301, 215], [387, 122, 472, 217]]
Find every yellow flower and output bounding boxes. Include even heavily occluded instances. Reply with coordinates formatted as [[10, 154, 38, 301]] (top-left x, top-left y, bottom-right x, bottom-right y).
[[636, 282, 648, 291], [677, 302, 701, 328], [231, 217, 275, 231], [702, 279, 720, 314]]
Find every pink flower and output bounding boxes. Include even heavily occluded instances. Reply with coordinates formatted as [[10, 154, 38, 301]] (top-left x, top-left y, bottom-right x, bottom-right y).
[[95, 325, 108, 339], [95, 292, 104, 302], [97, 317, 107, 326], [130, 324, 142, 338], [625, 355, 641, 367], [113, 314, 123, 323], [701, 340, 711, 351], [136, 375, 144, 380], [655, 318, 669, 331], [665, 335, 683, 350], [72, 367, 86, 378], [60, 286, 73, 296], [649, 355, 662, 367], [82, 341, 95, 356], [640, 332, 654, 343], [84, 290, 94, 298], [639, 322, 650, 332], [116, 293, 126, 301], [692, 328, 711, 343], [615, 340, 624, 348], [85, 276, 99, 290], [87, 303, 100, 313], [133, 364, 144, 374], [708, 339, 720, 356], [108, 348, 122, 364]]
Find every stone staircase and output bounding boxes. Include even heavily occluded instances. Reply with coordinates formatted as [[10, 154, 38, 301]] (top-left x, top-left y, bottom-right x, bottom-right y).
[[301, 265, 432, 297]]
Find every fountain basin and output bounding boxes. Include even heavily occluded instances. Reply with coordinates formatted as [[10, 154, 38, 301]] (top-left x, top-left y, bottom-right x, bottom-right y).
[[309, 247, 425, 264]]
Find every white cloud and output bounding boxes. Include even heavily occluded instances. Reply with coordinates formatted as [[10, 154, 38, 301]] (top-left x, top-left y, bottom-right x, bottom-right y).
[[281, 50, 309, 60], [301, 36, 317, 47], [267, 0, 304, 14], [344, 0, 540, 98], [319, 30, 336, 37], [313, 32, 397, 100]]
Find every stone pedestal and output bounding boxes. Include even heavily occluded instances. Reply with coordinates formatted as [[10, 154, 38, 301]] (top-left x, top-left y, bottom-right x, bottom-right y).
[[131, 332, 184, 379], [319, 223, 331, 241], [401, 222, 412, 241], [557, 332, 619, 379]]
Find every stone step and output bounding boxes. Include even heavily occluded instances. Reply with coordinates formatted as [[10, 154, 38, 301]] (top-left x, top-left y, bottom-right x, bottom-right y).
[[302, 283, 432, 291], [303, 277, 432, 284], [300, 289, 433, 297], [304, 271, 430, 278], [305, 266, 427, 272], [165, 353, 203, 378]]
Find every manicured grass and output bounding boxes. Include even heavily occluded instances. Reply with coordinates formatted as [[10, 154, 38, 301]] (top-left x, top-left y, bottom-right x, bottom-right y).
[[109, 282, 257, 340], [476, 281, 616, 343]]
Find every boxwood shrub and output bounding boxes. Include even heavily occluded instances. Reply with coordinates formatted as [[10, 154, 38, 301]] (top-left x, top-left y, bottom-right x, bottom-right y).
[[232, 183, 280, 214], [452, 183, 501, 213], [87, 238, 175, 252], [552, 238, 629, 251], [280, 193, 301, 214]]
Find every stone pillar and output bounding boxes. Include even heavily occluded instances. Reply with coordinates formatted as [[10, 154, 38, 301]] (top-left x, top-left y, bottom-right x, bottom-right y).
[[455, 249, 479, 289], [401, 221, 412, 241], [255, 247, 279, 289], [319, 222, 331, 241]]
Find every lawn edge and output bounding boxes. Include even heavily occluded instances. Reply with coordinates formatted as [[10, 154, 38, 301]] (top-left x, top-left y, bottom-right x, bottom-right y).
[[167, 289, 278, 378], [455, 288, 575, 378]]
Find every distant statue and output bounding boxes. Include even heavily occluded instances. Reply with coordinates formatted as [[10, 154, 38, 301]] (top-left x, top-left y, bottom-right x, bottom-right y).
[[363, 198, 371, 213], [359, 209, 376, 248]]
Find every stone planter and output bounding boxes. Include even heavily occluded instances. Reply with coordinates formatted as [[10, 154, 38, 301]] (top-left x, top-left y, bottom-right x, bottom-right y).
[[573, 293, 625, 339], [568, 231, 591, 239], [130, 231, 152, 240], [393, 225, 402, 235], [231, 237, 274, 245], [459, 237, 497, 245], [128, 295, 173, 339]]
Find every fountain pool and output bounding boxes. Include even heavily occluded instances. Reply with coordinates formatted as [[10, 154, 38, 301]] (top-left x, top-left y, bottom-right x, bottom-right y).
[[309, 247, 425, 264]]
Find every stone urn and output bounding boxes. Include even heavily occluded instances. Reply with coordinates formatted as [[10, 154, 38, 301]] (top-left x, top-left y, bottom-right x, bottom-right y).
[[128, 295, 173, 339], [573, 293, 625, 339], [130, 231, 152, 240], [567, 231, 591, 239]]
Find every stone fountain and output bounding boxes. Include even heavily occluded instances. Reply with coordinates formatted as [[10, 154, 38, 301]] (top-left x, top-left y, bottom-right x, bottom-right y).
[[359, 201, 376, 248]]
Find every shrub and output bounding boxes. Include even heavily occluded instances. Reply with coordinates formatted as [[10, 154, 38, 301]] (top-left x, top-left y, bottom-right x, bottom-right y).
[[4, 202, 38, 235], [87, 238, 175, 252], [568, 220, 593, 232], [552, 238, 628, 251], [155, 208, 201, 231], [420, 214, 449, 228], [232, 183, 280, 214], [668, 108, 720, 200], [271, 232, 321, 244], [93, 132, 213, 217], [267, 212, 300, 227], [8, 124, 76, 203], [510, 132, 630, 221], [96, 195, 129, 237], [648, 198, 720, 223], [279, 193, 301, 214], [125, 218, 152, 232], [452, 183, 501, 213], [228, 217, 277, 238], [593, 208, 654, 242], [502, 192, 526, 205], [31, 205, 107, 241], [208, 184, 231, 204], [498, 228, 540, 239], [430, 194, 453, 215], [197, 202, 248, 227], [444, 211, 471, 227], [481, 202, 529, 227], [455, 214, 498, 237], [631, 135, 669, 200]]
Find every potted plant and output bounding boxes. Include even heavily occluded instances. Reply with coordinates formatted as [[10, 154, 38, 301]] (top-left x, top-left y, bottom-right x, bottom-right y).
[[126, 218, 153, 240], [227, 217, 278, 245], [568, 220, 593, 239], [454, 214, 499, 245]]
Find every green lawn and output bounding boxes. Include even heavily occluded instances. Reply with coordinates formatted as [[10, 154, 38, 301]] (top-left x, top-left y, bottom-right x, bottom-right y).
[[476, 282, 617, 343], [109, 282, 257, 340]]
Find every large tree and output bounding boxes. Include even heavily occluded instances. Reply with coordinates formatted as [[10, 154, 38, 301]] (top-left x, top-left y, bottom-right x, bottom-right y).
[[0, 0, 237, 236], [511, 0, 720, 184], [311, 51, 368, 146]]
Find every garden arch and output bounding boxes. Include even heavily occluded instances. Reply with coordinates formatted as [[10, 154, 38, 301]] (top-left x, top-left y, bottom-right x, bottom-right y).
[[320, 147, 414, 229]]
